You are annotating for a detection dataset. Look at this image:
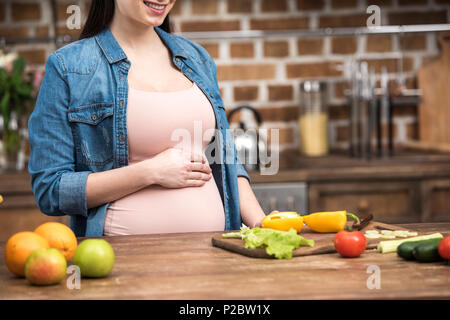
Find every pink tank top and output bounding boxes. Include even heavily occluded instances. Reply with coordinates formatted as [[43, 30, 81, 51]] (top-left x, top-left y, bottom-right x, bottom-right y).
[[103, 82, 225, 235]]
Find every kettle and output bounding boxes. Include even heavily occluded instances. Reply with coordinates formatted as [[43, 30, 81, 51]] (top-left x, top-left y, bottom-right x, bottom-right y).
[[227, 105, 264, 171]]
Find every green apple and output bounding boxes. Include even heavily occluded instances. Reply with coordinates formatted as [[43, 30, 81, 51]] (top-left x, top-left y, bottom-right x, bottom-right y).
[[72, 239, 115, 278], [25, 248, 67, 285]]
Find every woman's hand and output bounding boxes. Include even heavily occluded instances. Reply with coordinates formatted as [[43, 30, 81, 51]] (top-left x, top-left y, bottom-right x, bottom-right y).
[[143, 148, 212, 188], [252, 210, 278, 228]]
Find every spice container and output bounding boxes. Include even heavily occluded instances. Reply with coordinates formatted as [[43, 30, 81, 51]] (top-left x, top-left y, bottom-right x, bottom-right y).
[[298, 81, 329, 156]]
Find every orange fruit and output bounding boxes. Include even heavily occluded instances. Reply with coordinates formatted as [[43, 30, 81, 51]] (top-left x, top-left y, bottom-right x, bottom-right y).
[[5, 232, 50, 277], [34, 222, 78, 262]]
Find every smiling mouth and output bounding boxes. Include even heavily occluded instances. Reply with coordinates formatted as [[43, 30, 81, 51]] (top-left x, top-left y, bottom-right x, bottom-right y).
[[143, 1, 167, 11]]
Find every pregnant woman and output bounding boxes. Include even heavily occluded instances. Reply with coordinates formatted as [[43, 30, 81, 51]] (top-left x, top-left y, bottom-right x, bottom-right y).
[[28, 0, 266, 237]]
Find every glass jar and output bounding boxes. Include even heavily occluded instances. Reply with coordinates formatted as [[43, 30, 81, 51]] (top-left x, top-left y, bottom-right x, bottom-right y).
[[298, 81, 329, 157]]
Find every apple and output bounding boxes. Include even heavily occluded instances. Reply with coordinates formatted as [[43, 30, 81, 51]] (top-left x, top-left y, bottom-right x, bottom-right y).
[[24, 248, 67, 285], [72, 239, 115, 278]]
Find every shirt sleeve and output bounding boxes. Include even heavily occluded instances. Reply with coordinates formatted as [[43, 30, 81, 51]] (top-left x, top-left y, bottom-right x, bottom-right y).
[[236, 155, 251, 183], [28, 53, 91, 218]]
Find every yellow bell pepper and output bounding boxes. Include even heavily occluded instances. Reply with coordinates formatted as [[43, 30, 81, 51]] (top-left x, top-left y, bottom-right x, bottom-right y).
[[0, 194, 3, 204], [261, 211, 304, 232], [302, 210, 360, 233]]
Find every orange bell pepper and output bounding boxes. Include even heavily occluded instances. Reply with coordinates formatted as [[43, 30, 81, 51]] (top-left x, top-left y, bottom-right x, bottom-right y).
[[303, 210, 360, 233], [261, 211, 304, 232]]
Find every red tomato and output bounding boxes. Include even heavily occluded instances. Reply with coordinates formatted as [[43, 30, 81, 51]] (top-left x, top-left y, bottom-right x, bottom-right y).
[[334, 231, 367, 258], [438, 236, 450, 260]]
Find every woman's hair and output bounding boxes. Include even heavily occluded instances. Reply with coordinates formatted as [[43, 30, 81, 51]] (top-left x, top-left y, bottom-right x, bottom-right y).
[[80, 0, 172, 39]]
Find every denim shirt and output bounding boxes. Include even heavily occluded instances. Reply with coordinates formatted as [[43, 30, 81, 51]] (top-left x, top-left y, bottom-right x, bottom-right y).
[[28, 27, 250, 237]]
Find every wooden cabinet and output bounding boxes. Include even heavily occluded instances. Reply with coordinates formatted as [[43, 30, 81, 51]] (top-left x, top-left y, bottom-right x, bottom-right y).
[[308, 181, 422, 223], [308, 179, 450, 223], [421, 179, 450, 222]]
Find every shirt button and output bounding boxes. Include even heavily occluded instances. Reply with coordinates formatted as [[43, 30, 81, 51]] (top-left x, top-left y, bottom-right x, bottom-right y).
[[91, 114, 97, 121], [187, 68, 193, 73], [120, 134, 124, 142], [121, 77, 124, 81], [209, 93, 214, 98], [226, 195, 229, 200], [120, 100, 124, 107]]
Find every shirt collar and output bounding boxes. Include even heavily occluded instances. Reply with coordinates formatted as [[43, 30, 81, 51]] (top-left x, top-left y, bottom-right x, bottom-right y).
[[95, 26, 188, 64]]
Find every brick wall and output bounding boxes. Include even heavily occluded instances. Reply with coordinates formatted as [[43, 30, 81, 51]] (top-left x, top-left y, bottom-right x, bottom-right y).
[[2, 0, 450, 152]]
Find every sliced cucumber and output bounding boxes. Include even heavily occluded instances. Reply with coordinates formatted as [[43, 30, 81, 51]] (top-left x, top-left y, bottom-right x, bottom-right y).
[[377, 233, 444, 253], [365, 234, 382, 239]]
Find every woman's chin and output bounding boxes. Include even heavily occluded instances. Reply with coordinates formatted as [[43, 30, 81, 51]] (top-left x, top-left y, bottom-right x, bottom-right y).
[[139, 16, 167, 28]]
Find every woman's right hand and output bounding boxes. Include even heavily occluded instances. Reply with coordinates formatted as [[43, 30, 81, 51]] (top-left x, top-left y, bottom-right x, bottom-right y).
[[143, 148, 212, 188]]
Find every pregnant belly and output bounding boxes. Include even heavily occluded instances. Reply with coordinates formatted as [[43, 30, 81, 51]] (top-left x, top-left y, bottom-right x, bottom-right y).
[[103, 179, 225, 235]]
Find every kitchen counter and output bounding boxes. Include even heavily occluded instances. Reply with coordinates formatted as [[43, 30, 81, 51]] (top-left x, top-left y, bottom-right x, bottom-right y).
[[1, 222, 449, 300], [249, 149, 450, 183]]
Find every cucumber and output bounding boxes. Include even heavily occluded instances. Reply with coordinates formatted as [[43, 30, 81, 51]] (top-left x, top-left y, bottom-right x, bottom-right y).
[[397, 239, 441, 260], [397, 240, 425, 260], [412, 238, 443, 262]]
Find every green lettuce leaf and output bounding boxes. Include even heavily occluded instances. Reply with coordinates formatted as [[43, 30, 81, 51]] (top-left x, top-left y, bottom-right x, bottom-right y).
[[222, 227, 314, 259]]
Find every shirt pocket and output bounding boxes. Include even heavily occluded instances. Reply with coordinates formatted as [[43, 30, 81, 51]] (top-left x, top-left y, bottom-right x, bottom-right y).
[[67, 103, 114, 166]]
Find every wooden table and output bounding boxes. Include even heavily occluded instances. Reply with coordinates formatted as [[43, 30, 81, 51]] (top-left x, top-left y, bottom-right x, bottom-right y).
[[1, 223, 449, 300]]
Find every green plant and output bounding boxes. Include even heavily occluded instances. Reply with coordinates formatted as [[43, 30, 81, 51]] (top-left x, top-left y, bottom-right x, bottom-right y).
[[0, 55, 38, 157]]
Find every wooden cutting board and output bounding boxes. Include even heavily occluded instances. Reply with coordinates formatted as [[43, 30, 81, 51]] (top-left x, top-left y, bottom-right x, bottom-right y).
[[211, 221, 418, 259], [418, 34, 450, 144]]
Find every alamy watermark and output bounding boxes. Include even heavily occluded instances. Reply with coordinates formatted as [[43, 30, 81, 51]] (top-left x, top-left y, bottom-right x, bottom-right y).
[[66, 264, 81, 290], [65, 4, 383, 30], [366, 264, 381, 290], [66, 5, 81, 30], [367, 5, 381, 28], [59, 4, 382, 178]]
